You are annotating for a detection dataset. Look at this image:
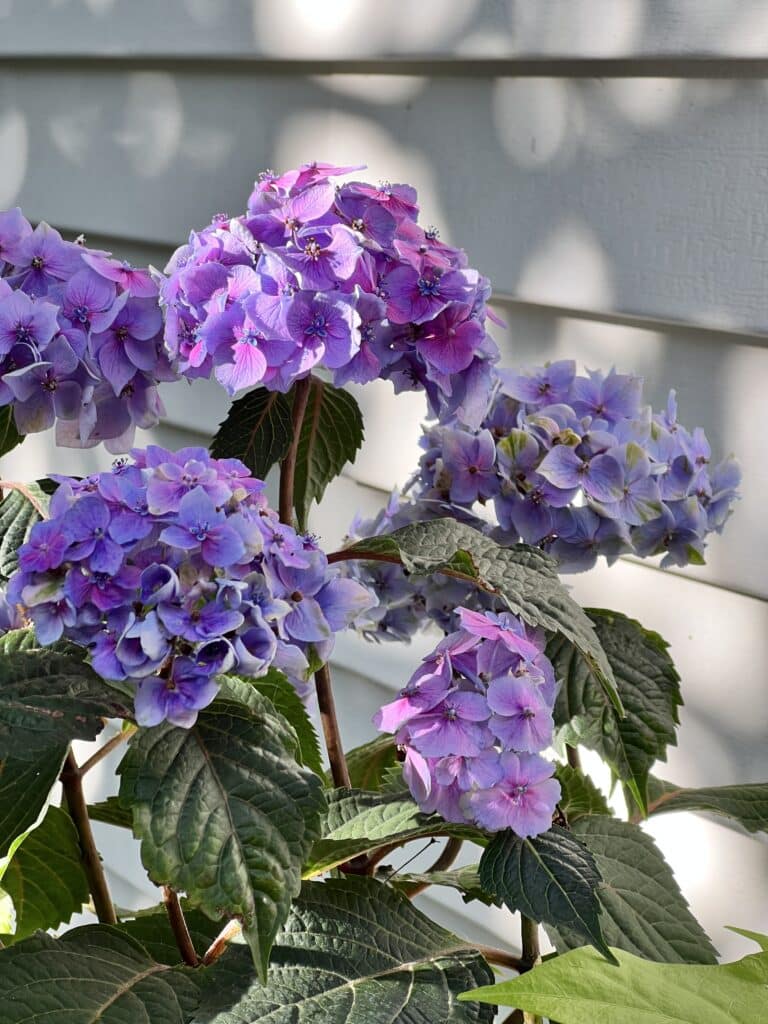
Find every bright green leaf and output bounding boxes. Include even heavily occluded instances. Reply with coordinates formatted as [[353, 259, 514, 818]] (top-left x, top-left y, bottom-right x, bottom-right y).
[[118, 695, 326, 980], [461, 944, 767, 1024], [0, 483, 49, 583], [547, 816, 717, 964], [556, 763, 611, 823], [726, 926, 768, 952], [647, 776, 768, 833], [293, 377, 364, 530], [0, 744, 68, 859], [480, 825, 615, 962], [550, 608, 682, 814], [345, 734, 399, 791], [192, 877, 494, 1024], [0, 925, 198, 1022], [209, 386, 293, 480], [0, 805, 89, 943]]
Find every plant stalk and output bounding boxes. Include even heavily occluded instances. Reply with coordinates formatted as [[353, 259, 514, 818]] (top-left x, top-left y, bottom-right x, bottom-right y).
[[60, 750, 117, 925], [202, 919, 242, 966], [79, 725, 137, 775], [162, 886, 200, 967], [566, 743, 582, 770], [520, 915, 541, 971], [474, 944, 525, 972], [400, 836, 464, 897], [314, 662, 351, 790], [278, 375, 312, 526]]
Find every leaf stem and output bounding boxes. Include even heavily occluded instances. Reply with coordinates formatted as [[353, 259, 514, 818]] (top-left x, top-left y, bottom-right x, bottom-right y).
[[60, 750, 117, 925], [278, 376, 312, 526], [162, 886, 200, 967], [474, 944, 526, 972], [202, 919, 242, 966], [566, 744, 582, 770], [0, 480, 48, 517], [400, 837, 464, 897], [79, 725, 137, 775], [520, 915, 541, 971], [314, 662, 351, 790]]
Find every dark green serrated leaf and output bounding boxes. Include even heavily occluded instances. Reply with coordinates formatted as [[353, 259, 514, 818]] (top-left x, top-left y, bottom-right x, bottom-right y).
[[0, 744, 69, 859], [342, 519, 620, 708], [0, 483, 49, 583], [0, 627, 40, 654], [0, 406, 22, 459], [550, 608, 682, 814], [221, 670, 323, 776], [293, 377, 364, 530], [0, 805, 89, 943], [547, 815, 718, 964], [0, 925, 198, 1023], [480, 825, 614, 962], [345, 734, 400, 791], [556, 764, 611, 824], [192, 877, 494, 1024], [118, 905, 222, 966], [87, 796, 133, 830], [305, 788, 480, 877], [210, 386, 293, 480], [647, 776, 768, 834], [118, 695, 326, 981]]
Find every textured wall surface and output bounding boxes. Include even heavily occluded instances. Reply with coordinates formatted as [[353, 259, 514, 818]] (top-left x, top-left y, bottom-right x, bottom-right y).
[[2, 0, 766, 964]]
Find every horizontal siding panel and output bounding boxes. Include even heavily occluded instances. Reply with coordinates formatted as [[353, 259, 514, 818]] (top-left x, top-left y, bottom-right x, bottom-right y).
[[2, 70, 768, 333], [3, 2, 768, 61]]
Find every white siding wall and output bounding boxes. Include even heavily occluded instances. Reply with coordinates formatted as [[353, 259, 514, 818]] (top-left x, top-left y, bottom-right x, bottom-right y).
[[1, 1, 766, 963]]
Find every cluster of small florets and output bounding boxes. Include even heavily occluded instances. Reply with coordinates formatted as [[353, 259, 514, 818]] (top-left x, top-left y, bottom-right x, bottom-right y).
[[0, 209, 176, 451], [160, 162, 498, 426], [7, 446, 375, 727], [376, 607, 560, 837], [348, 362, 740, 642]]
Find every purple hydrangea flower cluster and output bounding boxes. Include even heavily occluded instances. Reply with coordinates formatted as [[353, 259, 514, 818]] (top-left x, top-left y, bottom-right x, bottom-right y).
[[160, 162, 499, 425], [0, 208, 176, 452], [375, 607, 560, 837], [346, 362, 740, 643], [7, 445, 375, 727]]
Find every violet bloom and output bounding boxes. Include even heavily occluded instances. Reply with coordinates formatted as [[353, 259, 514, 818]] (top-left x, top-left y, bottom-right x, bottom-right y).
[[134, 659, 220, 729], [3, 335, 83, 434], [157, 594, 244, 643], [374, 654, 453, 734], [382, 265, 471, 325], [570, 368, 643, 423], [595, 442, 662, 525], [441, 428, 499, 504], [7, 222, 82, 294], [61, 268, 121, 333], [405, 690, 491, 758], [0, 291, 59, 355], [145, 447, 231, 514], [500, 360, 576, 407], [486, 675, 554, 753], [537, 444, 624, 503], [285, 291, 360, 373], [466, 752, 560, 837], [18, 520, 72, 572], [159, 487, 246, 568], [632, 497, 707, 567], [81, 252, 157, 298], [280, 224, 362, 290], [92, 297, 163, 396], [0, 208, 31, 271]]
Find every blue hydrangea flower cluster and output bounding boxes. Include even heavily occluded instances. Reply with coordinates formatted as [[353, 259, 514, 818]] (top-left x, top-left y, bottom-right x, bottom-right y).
[[347, 361, 740, 642], [376, 606, 560, 836], [160, 162, 499, 426], [7, 445, 376, 727], [0, 209, 177, 451]]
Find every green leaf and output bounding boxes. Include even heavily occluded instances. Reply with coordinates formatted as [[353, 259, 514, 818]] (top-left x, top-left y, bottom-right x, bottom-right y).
[[0, 482, 49, 583], [209, 386, 293, 480], [0, 626, 40, 654], [118, 905, 222, 965], [461, 945, 768, 1024], [0, 925, 199, 1022], [0, 805, 89, 943], [0, 407, 22, 459], [342, 520, 620, 709], [87, 796, 133, 830], [646, 776, 768, 833], [479, 825, 615, 963], [221, 669, 323, 776], [193, 877, 494, 1023], [727, 926, 768, 952], [293, 377, 364, 530], [118, 695, 326, 981], [391, 865, 494, 906], [345, 734, 400, 791], [0, 647, 130, 758], [0, 744, 68, 859], [550, 609, 682, 814], [305, 788, 478, 877], [556, 764, 611, 823], [547, 816, 717, 964]]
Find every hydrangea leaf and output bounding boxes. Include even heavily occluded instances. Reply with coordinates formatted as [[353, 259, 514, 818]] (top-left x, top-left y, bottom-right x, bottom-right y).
[[339, 519, 621, 712], [345, 734, 399, 791], [0, 805, 90, 943], [293, 377, 364, 531], [304, 788, 479, 877], [0, 483, 49, 583], [0, 925, 199, 1023], [87, 796, 133, 830], [118, 906, 222, 965], [555, 763, 611, 823], [192, 877, 495, 1024], [209, 386, 293, 480], [549, 608, 682, 814], [546, 815, 718, 964], [0, 407, 22, 459], [391, 866, 494, 906], [0, 744, 69, 859], [118, 695, 326, 981], [479, 825, 615, 963], [646, 776, 768, 833], [220, 670, 323, 776], [461, 944, 767, 1023]]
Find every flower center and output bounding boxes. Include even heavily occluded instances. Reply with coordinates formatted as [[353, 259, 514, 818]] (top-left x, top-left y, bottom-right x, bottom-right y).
[[303, 239, 322, 261], [305, 313, 327, 338], [290, 590, 303, 602], [30, 256, 44, 270], [72, 304, 90, 324], [417, 275, 441, 298]]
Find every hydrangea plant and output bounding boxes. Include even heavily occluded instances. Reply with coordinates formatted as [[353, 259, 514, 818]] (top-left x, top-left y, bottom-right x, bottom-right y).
[[0, 164, 763, 1024]]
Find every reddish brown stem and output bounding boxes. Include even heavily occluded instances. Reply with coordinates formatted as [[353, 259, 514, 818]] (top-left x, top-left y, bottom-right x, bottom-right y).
[[314, 662, 351, 790], [162, 886, 200, 967], [202, 919, 242, 966]]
